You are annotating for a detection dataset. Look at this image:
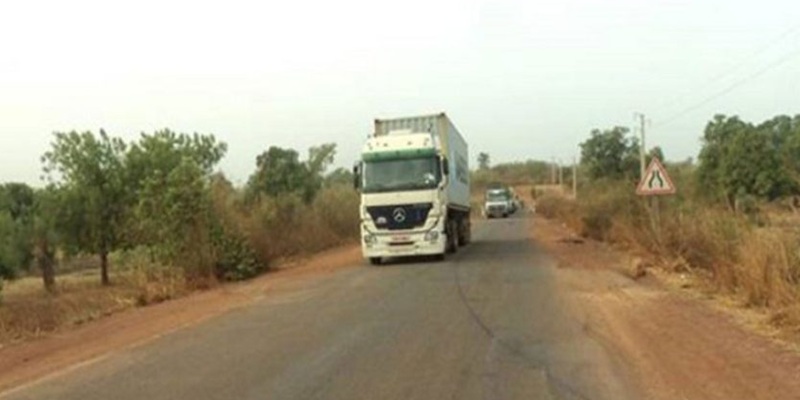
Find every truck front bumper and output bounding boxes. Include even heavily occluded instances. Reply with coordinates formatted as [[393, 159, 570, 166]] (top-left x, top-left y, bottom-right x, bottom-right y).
[[484, 207, 508, 217], [361, 231, 447, 259]]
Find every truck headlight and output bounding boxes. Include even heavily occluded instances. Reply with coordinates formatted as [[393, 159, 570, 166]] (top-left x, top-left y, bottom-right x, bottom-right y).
[[424, 231, 439, 242], [363, 234, 377, 245]]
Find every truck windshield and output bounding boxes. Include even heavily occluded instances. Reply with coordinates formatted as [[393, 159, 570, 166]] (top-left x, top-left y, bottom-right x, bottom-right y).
[[486, 191, 509, 201], [362, 157, 441, 193]]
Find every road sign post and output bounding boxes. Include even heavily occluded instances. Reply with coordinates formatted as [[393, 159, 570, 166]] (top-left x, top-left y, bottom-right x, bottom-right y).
[[636, 158, 676, 248]]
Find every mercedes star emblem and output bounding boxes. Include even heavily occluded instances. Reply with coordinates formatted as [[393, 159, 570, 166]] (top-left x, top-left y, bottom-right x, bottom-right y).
[[392, 207, 407, 223]]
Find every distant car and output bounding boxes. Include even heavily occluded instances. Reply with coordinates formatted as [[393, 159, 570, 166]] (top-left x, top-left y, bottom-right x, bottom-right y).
[[483, 188, 513, 218]]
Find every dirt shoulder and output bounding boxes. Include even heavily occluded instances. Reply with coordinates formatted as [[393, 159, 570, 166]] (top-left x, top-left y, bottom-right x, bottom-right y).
[[0, 245, 361, 394], [532, 215, 800, 400]]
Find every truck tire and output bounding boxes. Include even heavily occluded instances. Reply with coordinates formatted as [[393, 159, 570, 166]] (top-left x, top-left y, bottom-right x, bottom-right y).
[[446, 220, 459, 254], [458, 217, 470, 246], [369, 257, 382, 266]]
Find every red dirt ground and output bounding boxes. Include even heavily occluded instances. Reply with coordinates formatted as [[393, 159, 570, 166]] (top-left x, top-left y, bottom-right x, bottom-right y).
[[532, 215, 800, 400]]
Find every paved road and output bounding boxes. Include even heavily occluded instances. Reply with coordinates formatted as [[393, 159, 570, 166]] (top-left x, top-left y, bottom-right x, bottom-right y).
[[2, 214, 637, 400]]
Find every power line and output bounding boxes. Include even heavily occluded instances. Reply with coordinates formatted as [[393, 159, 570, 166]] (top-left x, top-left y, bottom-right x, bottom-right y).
[[705, 24, 800, 84], [654, 47, 800, 128], [652, 24, 800, 112]]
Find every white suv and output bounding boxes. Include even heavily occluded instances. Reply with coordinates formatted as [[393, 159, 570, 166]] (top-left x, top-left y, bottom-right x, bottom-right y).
[[483, 188, 513, 218]]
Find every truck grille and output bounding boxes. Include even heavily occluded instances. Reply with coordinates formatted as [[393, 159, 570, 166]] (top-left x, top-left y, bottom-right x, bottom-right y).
[[367, 203, 433, 231]]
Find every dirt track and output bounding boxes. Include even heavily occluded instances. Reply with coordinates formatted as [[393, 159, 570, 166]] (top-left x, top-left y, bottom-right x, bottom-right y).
[[533, 216, 800, 400]]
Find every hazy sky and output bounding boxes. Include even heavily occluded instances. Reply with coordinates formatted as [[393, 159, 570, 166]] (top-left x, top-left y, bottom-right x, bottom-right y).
[[1, 0, 799, 186]]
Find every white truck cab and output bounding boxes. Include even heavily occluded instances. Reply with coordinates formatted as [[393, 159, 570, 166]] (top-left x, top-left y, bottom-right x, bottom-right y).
[[354, 113, 470, 265]]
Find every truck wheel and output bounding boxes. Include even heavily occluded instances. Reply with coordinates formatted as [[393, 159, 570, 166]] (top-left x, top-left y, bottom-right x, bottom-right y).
[[369, 257, 382, 266], [458, 217, 470, 246], [446, 220, 459, 254]]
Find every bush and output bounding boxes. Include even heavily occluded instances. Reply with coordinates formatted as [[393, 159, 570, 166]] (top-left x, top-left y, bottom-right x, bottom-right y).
[[231, 184, 359, 269], [212, 225, 262, 281], [555, 179, 800, 314], [581, 211, 613, 241], [313, 185, 360, 239], [119, 250, 189, 305]]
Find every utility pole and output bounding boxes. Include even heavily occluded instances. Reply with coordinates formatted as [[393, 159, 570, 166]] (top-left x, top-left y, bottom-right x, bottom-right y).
[[572, 156, 577, 199], [558, 160, 564, 187], [635, 112, 662, 246], [635, 112, 646, 180]]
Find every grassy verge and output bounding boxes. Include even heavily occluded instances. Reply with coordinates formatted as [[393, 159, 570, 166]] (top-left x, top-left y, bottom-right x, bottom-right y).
[[0, 264, 186, 344], [537, 182, 800, 338], [0, 184, 359, 345]]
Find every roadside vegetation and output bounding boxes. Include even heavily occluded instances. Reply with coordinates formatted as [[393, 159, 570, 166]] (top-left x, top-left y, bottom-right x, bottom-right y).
[[537, 114, 800, 337], [0, 130, 358, 343]]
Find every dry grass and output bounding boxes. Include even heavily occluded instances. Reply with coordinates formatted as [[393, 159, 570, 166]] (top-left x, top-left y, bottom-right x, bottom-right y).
[[240, 186, 359, 264], [0, 261, 188, 344], [537, 184, 800, 334]]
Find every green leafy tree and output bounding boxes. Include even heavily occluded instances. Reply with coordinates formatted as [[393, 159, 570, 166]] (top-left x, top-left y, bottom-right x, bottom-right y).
[[0, 183, 36, 223], [580, 126, 640, 181], [304, 143, 337, 199], [126, 130, 227, 190], [125, 131, 227, 249], [136, 158, 215, 277], [247, 147, 307, 200], [247, 143, 337, 202], [478, 152, 490, 171], [759, 114, 800, 193], [698, 115, 791, 206], [0, 212, 18, 282], [0, 183, 36, 275], [42, 130, 127, 285]]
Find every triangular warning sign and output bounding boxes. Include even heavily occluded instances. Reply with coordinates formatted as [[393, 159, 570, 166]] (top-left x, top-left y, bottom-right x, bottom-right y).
[[636, 158, 676, 196]]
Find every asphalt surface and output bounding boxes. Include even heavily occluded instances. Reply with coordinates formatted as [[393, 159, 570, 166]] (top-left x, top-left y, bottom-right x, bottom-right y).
[[2, 214, 637, 400]]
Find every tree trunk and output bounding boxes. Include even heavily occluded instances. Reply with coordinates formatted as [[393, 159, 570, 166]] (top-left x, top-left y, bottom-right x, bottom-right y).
[[41, 254, 56, 293], [36, 239, 57, 293], [100, 250, 110, 285]]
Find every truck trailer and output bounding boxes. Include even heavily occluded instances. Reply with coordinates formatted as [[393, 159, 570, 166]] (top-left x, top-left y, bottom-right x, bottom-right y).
[[354, 113, 470, 265]]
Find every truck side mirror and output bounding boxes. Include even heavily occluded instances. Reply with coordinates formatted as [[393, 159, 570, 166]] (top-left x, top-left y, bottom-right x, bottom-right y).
[[352, 163, 361, 190], [441, 157, 450, 176]]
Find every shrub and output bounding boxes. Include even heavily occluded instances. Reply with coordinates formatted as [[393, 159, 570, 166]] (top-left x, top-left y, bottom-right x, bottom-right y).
[[556, 179, 800, 316], [211, 225, 262, 281], [313, 185, 359, 239]]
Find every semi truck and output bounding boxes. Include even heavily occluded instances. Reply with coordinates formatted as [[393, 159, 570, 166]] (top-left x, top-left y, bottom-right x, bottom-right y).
[[353, 113, 470, 265]]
